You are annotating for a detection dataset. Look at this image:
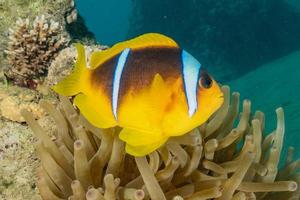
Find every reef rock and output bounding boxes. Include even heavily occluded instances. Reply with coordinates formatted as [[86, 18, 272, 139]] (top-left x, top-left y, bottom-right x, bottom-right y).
[[0, 83, 51, 122], [45, 44, 109, 88], [0, 120, 41, 200]]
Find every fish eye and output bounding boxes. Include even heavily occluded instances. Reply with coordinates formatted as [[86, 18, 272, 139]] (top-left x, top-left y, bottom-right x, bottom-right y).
[[199, 71, 212, 89]]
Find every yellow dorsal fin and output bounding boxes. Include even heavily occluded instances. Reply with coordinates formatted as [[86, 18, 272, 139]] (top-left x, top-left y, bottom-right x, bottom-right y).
[[89, 33, 179, 69]]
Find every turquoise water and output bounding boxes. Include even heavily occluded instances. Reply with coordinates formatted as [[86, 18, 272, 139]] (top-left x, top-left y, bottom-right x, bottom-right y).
[[229, 51, 300, 160], [76, 0, 131, 45], [76, 0, 300, 160]]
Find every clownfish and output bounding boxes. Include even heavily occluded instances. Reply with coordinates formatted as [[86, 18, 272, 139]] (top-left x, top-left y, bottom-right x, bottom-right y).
[[52, 33, 224, 156]]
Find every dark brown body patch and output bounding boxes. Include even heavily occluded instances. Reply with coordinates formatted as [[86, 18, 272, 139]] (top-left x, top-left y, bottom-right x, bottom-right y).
[[90, 47, 183, 109], [90, 54, 120, 99], [119, 47, 182, 98]]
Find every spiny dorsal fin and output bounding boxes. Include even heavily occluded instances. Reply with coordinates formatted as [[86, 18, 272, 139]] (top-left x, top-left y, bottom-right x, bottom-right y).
[[89, 33, 179, 69]]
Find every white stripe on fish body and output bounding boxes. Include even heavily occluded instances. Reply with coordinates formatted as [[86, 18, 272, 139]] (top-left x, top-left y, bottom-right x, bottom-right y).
[[112, 48, 131, 120], [181, 50, 201, 117]]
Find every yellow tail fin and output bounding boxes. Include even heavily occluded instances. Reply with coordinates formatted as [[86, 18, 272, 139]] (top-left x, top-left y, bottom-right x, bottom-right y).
[[52, 43, 89, 96]]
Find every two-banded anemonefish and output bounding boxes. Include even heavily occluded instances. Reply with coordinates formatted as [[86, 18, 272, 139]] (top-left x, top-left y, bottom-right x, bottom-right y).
[[52, 33, 224, 156]]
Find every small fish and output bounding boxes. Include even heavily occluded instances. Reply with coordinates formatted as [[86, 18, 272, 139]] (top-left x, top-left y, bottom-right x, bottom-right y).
[[52, 33, 224, 156]]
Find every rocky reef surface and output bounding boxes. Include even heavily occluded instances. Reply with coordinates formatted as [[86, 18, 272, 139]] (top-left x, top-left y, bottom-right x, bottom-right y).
[[0, 1, 96, 197], [0, 119, 40, 199], [0, 81, 57, 199], [0, 102, 60, 199], [127, 0, 300, 81], [0, 41, 107, 199]]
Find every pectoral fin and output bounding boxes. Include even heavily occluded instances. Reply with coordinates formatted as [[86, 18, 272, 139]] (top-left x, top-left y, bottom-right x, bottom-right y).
[[74, 93, 117, 128]]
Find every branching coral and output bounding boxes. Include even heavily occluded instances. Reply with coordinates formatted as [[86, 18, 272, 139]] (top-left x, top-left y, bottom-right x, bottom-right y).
[[21, 86, 300, 200], [5, 15, 68, 88], [0, 0, 72, 68]]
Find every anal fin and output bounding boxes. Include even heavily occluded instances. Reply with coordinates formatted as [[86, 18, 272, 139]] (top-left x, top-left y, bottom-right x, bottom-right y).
[[125, 140, 167, 157], [119, 128, 167, 156]]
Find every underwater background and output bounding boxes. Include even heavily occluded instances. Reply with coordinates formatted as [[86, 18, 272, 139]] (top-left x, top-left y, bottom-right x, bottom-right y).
[[76, 0, 300, 160], [1, 0, 300, 199]]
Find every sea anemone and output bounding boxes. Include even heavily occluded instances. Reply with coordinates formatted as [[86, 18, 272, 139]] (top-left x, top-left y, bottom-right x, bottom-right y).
[[21, 86, 299, 200], [4, 15, 68, 88]]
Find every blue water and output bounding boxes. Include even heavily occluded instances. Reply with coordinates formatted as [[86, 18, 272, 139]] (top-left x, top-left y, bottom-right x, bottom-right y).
[[76, 0, 131, 45], [76, 0, 300, 161]]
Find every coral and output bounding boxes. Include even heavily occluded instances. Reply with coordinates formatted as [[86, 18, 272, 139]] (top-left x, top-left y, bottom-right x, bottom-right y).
[[21, 86, 300, 200], [4, 15, 68, 88], [0, 83, 57, 122], [128, 0, 300, 80], [0, 0, 95, 80], [0, 0, 76, 70], [0, 97, 44, 123]]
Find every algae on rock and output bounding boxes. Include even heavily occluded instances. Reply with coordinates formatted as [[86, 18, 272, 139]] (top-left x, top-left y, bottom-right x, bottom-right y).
[[0, 119, 41, 200], [0, 82, 57, 122]]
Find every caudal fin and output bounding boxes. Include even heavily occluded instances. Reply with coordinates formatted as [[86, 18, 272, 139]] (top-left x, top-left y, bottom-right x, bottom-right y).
[[52, 43, 89, 96]]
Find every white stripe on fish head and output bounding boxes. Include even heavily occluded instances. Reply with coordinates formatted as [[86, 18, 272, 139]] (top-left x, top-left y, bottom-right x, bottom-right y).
[[181, 50, 201, 117]]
